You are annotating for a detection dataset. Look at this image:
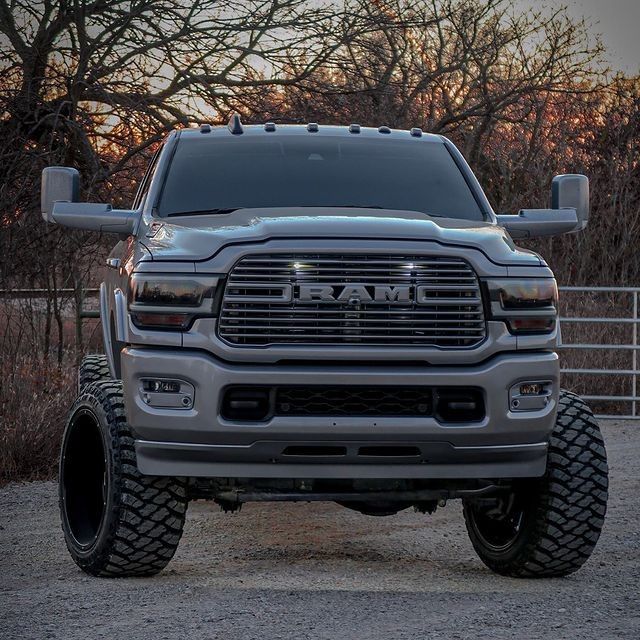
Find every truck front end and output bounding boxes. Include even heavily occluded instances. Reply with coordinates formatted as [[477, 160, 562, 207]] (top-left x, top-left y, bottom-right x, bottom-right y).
[[45, 121, 607, 578], [122, 242, 560, 487], [115, 125, 561, 495]]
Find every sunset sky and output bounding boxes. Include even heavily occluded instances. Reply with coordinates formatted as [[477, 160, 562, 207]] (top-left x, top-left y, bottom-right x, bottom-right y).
[[519, 0, 640, 72]]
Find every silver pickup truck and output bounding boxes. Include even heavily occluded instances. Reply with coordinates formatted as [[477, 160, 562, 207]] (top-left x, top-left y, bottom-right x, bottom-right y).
[[42, 117, 608, 578]]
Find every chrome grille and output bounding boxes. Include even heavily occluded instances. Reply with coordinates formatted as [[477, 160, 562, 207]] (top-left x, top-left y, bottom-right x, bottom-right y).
[[218, 254, 486, 347]]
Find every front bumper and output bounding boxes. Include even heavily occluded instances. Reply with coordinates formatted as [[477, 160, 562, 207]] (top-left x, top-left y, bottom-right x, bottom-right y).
[[121, 348, 559, 480]]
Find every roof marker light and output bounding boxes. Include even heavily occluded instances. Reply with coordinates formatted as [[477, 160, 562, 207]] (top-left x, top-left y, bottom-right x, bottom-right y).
[[378, 125, 391, 134], [264, 122, 276, 132], [410, 127, 423, 137], [200, 124, 212, 133], [348, 124, 361, 133], [228, 113, 244, 135], [307, 122, 319, 132]]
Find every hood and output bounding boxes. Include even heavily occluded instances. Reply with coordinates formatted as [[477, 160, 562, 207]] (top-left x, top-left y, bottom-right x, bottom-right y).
[[140, 208, 541, 265]]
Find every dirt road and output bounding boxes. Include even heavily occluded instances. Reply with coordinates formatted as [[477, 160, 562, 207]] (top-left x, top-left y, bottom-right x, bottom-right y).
[[1, 421, 639, 640]]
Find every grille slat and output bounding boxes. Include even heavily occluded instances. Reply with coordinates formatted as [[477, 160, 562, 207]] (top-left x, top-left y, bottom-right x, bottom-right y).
[[220, 321, 484, 329], [220, 319, 485, 326], [231, 267, 474, 275], [219, 253, 486, 347], [238, 257, 466, 264], [221, 308, 480, 316], [219, 333, 482, 341]]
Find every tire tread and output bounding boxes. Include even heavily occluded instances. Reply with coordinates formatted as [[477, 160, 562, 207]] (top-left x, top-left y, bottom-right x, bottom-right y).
[[78, 354, 111, 392], [61, 380, 188, 577], [464, 390, 608, 578]]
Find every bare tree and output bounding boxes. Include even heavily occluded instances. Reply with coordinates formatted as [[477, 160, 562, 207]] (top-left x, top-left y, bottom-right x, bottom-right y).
[[0, 0, 351, 361], [0, 0, 349, 190]]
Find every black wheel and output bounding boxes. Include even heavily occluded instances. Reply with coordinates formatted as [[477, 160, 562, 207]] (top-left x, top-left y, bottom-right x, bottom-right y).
[[59, 380, 188, 577], [78, 354, 111, 393], [463, 390, 608, 578]]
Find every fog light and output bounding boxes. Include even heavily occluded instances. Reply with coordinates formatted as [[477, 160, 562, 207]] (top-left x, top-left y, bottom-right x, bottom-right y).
[[519, 382, 545, 396], [143, 379, 181, 393], [139, 378, 194, 409], [509, 381, 552, 411]]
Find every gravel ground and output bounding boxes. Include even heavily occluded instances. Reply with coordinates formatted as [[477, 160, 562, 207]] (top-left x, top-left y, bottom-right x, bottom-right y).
[[1, 421, 639, 640]]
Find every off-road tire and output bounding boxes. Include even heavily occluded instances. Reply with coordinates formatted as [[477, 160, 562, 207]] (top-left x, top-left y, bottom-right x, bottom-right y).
[[78, 354, 111, 392], [59, 380, 188, 577], [463, 390, 608, 578]]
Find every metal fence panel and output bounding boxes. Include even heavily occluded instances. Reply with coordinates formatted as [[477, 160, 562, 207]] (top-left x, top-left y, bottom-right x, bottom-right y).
[[559, 286, 639, 420]]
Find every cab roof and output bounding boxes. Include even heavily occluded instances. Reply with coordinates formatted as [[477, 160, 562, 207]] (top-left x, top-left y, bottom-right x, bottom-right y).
[[177, 118, 444, 144]]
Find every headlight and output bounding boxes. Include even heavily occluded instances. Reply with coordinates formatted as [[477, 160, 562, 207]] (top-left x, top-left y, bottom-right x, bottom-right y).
[[485, 278, 557, 334], [128, 274, 220, 329]]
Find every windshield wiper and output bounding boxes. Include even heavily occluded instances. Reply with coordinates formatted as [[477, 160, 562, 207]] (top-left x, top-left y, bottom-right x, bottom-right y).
[[309, 204, 390, 210], [167, 208, 241, 217], [327, 204, 386, 209]]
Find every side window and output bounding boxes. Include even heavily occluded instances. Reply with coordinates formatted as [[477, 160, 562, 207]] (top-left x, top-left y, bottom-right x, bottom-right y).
[[132, 146, 162, 210]]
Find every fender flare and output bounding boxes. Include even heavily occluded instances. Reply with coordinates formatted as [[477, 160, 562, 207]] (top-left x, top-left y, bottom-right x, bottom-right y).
[[99, 284, 128, 378]]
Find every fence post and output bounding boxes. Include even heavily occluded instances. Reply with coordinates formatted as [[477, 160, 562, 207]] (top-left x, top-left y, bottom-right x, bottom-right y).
[[633, 291, 638, 418], [72, 274, 84, 364]]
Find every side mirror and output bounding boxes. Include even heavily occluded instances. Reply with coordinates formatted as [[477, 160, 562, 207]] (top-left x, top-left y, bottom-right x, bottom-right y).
[[496, 174, 589, 239], [552, 174, 589, 231], [41, 167, 79, 223], [41, 166, 139, 235]]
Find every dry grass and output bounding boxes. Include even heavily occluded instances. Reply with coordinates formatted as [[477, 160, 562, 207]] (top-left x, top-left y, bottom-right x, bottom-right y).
[[0, 302, 100, 486], [0, 355, 76, 486]]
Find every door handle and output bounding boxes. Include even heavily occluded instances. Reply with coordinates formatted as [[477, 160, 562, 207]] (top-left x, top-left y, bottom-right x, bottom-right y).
[[106, 258, 121, 269]]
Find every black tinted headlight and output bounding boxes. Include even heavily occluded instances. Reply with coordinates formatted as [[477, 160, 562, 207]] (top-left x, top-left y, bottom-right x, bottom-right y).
[[128, 274, 220, 330], [486, 278, 558, 334]]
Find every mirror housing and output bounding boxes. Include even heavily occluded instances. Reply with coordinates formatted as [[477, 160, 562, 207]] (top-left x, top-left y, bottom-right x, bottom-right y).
[[41, 166, 139, 235], [552, 174, 589, 231], [51, 202, 139, 235], [41, 167, 79, 223], [496, 174, 589, 239]]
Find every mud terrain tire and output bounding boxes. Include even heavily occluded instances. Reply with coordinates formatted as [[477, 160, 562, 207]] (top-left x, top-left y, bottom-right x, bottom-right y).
[[78, 354, 111, 392], [59, 380, 188, 577], [463, 390, 608, 578]]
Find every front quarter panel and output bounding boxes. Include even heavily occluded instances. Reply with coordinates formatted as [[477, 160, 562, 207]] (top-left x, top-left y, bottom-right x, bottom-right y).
[[103, 238, 152, 377]]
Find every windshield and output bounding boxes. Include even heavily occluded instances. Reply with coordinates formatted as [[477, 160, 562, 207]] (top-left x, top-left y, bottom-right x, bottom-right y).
[[157, 135, 485, 220]]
